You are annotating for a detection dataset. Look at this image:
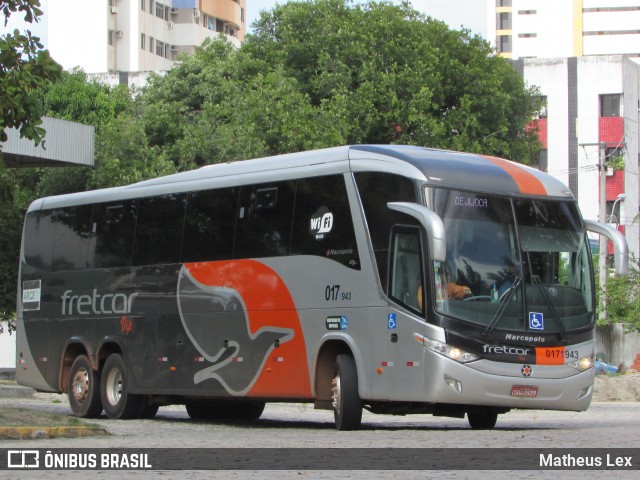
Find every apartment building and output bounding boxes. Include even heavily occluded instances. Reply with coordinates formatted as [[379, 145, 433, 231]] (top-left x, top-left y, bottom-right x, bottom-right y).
[[489, 0, 640, 59], [487, 1, 640, 261], [47, 0, 246, 73]]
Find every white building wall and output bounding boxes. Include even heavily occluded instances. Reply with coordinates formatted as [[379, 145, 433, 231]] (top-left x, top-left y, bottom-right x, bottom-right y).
[[512, 0, 575, 59], [622, 59, 640, 260], [0, 333, 16, 369]]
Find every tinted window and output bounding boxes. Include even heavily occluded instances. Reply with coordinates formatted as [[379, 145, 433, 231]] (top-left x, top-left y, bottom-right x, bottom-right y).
[[133, 194, 186, 266], [182, 188, 238, 262], [51, 206, 93, 271], [291, 175, 360, 269], [93, 201, 137, 268], [354, 172, 417, 290], [23, 210, 55, 272], [235, 182, 296, 259]]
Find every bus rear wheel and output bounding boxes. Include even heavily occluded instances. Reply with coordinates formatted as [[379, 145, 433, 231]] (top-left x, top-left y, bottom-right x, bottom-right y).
[[332, 354, 362, 431], [467, 407, 498, 429], [68, 355, 103, 418], [100, 353, 143, 419]]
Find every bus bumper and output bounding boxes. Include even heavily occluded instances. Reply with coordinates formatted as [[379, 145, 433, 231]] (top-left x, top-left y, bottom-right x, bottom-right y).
[[425, 353, 595, 411]]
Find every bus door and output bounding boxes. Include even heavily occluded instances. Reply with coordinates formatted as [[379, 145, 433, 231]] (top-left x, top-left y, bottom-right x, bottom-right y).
[[371, 226, 427, 400]]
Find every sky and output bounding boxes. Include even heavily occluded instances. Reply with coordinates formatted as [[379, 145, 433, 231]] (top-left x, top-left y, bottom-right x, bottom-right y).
[[246, 0, 488, 37]]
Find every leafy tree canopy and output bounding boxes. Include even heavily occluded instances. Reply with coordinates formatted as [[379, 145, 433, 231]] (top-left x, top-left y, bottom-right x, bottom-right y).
[[0, 0, 61, 147], [142, 0, 541, 169]]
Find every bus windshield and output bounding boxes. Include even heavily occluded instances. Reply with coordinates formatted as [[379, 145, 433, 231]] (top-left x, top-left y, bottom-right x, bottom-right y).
[[427, 188, 594, 334]]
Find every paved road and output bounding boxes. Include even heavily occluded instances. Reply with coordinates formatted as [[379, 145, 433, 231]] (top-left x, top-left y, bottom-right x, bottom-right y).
[[1, 392, 639, 479]]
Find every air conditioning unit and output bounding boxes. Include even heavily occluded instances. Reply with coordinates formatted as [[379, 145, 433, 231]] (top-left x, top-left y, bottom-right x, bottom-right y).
[[193, 9, 201, 18], [167, 21, 175, 29], [170, 8, 178, 14], [115, 30, 124, 38], [170, 45, 178, 52], [111, 6, 118, 14]]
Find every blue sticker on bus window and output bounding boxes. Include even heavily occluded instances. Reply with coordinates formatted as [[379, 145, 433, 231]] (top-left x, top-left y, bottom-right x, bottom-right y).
[[388, 313, 397, 330], [340, 316, 348, 330], [529, 312, 544, 331]]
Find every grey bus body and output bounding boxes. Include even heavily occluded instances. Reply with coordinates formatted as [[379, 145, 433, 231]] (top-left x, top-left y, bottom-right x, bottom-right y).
[[16, 145, 628, 429]]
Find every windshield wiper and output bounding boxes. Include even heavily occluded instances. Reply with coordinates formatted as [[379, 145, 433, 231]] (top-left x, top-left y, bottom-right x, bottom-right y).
[[482, 276, 522, 336]]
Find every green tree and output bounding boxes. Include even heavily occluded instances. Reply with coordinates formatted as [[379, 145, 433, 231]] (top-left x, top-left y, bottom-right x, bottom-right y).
[[0, 0, 61, 148], [597, 260, 640, 332], [142, 0, 541, 167]]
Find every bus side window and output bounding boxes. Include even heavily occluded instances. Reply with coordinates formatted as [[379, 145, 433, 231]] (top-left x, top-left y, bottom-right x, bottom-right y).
[[235, 181, 296, 259], [132, 194, 187, 266], [354, 172, 417, 291], [92, 201, 137, 269], [51, 206, 93, 271], [23, 210, 54, 272], [290, 175, 360, 269], [182, 187, 238, 263], [389, 227, 424, 314]]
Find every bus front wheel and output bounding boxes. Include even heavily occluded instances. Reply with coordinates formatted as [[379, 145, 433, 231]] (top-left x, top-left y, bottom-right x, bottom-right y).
[[100, 353, 142, 419], [467, 407, 498, 429], [332, 354, 362, 431], [68, 354, 103, 418]]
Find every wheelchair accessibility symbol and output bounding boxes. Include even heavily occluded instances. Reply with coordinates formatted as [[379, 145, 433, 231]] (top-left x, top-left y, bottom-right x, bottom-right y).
[[529, 312, 544, 331], [388, 313, 397, 330]]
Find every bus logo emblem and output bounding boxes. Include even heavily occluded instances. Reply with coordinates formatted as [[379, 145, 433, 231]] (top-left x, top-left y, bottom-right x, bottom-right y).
[[309, 206, 334, 240]]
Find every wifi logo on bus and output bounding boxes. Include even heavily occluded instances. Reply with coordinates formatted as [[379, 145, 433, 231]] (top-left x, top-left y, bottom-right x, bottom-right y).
[[309, 206, 334, 240]]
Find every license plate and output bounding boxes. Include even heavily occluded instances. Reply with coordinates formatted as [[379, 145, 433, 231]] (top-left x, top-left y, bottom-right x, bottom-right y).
[[510, 385, 539, 397]]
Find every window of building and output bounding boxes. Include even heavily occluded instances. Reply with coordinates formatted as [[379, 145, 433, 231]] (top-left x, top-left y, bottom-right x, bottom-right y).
[[496, 0, 512, 6], [600, 94, 621, 117], [518, 33, 537, 38], [241, 8, 245, 23], [156, 40, 164, 57], [534, 149, 548, 172], [498, 35, 512, 53], [155, 1, 165, 19], [149, 0, 154, 13], [108, 29, 114, 46], [141, 0, 145, 10], [149, 37, 154, 53], [141, 33, 145, 50], [498, 12, 512, 29], [518, 10, 536, 15]]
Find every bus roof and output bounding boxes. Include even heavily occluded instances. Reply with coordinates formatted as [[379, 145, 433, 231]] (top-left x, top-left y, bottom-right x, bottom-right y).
[[31, 145, 573, 212]]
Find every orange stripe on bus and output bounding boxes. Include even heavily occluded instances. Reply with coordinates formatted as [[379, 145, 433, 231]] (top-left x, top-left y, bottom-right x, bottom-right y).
[[482, 155, 547, 195]]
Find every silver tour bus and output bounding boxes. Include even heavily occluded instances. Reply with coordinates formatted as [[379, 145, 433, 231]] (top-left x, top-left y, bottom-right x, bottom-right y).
[[16, 145, 628, 430]]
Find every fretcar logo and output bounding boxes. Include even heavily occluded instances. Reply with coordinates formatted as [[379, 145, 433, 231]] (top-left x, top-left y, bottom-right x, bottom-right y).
[[482, 345, 531, 356], [309, 206, 334, 240], [61, 289, 137, 316]]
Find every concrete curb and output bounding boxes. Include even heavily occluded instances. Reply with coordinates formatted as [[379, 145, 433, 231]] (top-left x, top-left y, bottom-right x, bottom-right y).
[[0, 382, 35, 399]]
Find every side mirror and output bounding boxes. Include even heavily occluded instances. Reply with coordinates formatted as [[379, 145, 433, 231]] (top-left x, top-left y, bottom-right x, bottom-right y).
[[584, 219, 629, 276], [387, 202, 446, 261]]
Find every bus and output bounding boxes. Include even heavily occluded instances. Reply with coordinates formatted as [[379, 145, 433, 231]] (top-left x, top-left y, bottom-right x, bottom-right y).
[[16, 145, 628, 430]]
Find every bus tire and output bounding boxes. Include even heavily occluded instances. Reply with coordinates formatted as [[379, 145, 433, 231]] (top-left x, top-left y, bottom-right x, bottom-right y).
[[332, 354, 362, 431], [467, 408, 498, 429], [100, 353, 142, 419], [137, 397, 159, 419], [68, 355, 103, 418]]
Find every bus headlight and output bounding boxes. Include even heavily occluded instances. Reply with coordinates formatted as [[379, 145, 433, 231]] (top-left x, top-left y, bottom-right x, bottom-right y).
[[569, 354, 595, 372], [415, 333, 479, 364]]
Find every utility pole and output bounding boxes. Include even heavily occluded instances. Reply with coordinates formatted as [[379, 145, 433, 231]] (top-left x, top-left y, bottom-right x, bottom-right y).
[[598, 142, 607, 321]]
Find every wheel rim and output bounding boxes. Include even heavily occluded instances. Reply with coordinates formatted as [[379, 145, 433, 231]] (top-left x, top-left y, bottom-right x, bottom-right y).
[[72, 368, 89, 403], [105, 367, 123, 406], [331, 372, 341, 412]]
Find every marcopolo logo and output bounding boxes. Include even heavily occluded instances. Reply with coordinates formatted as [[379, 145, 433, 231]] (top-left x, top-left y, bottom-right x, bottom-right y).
[[61, 289, 138, 316], [309, 206, 334, 240]]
